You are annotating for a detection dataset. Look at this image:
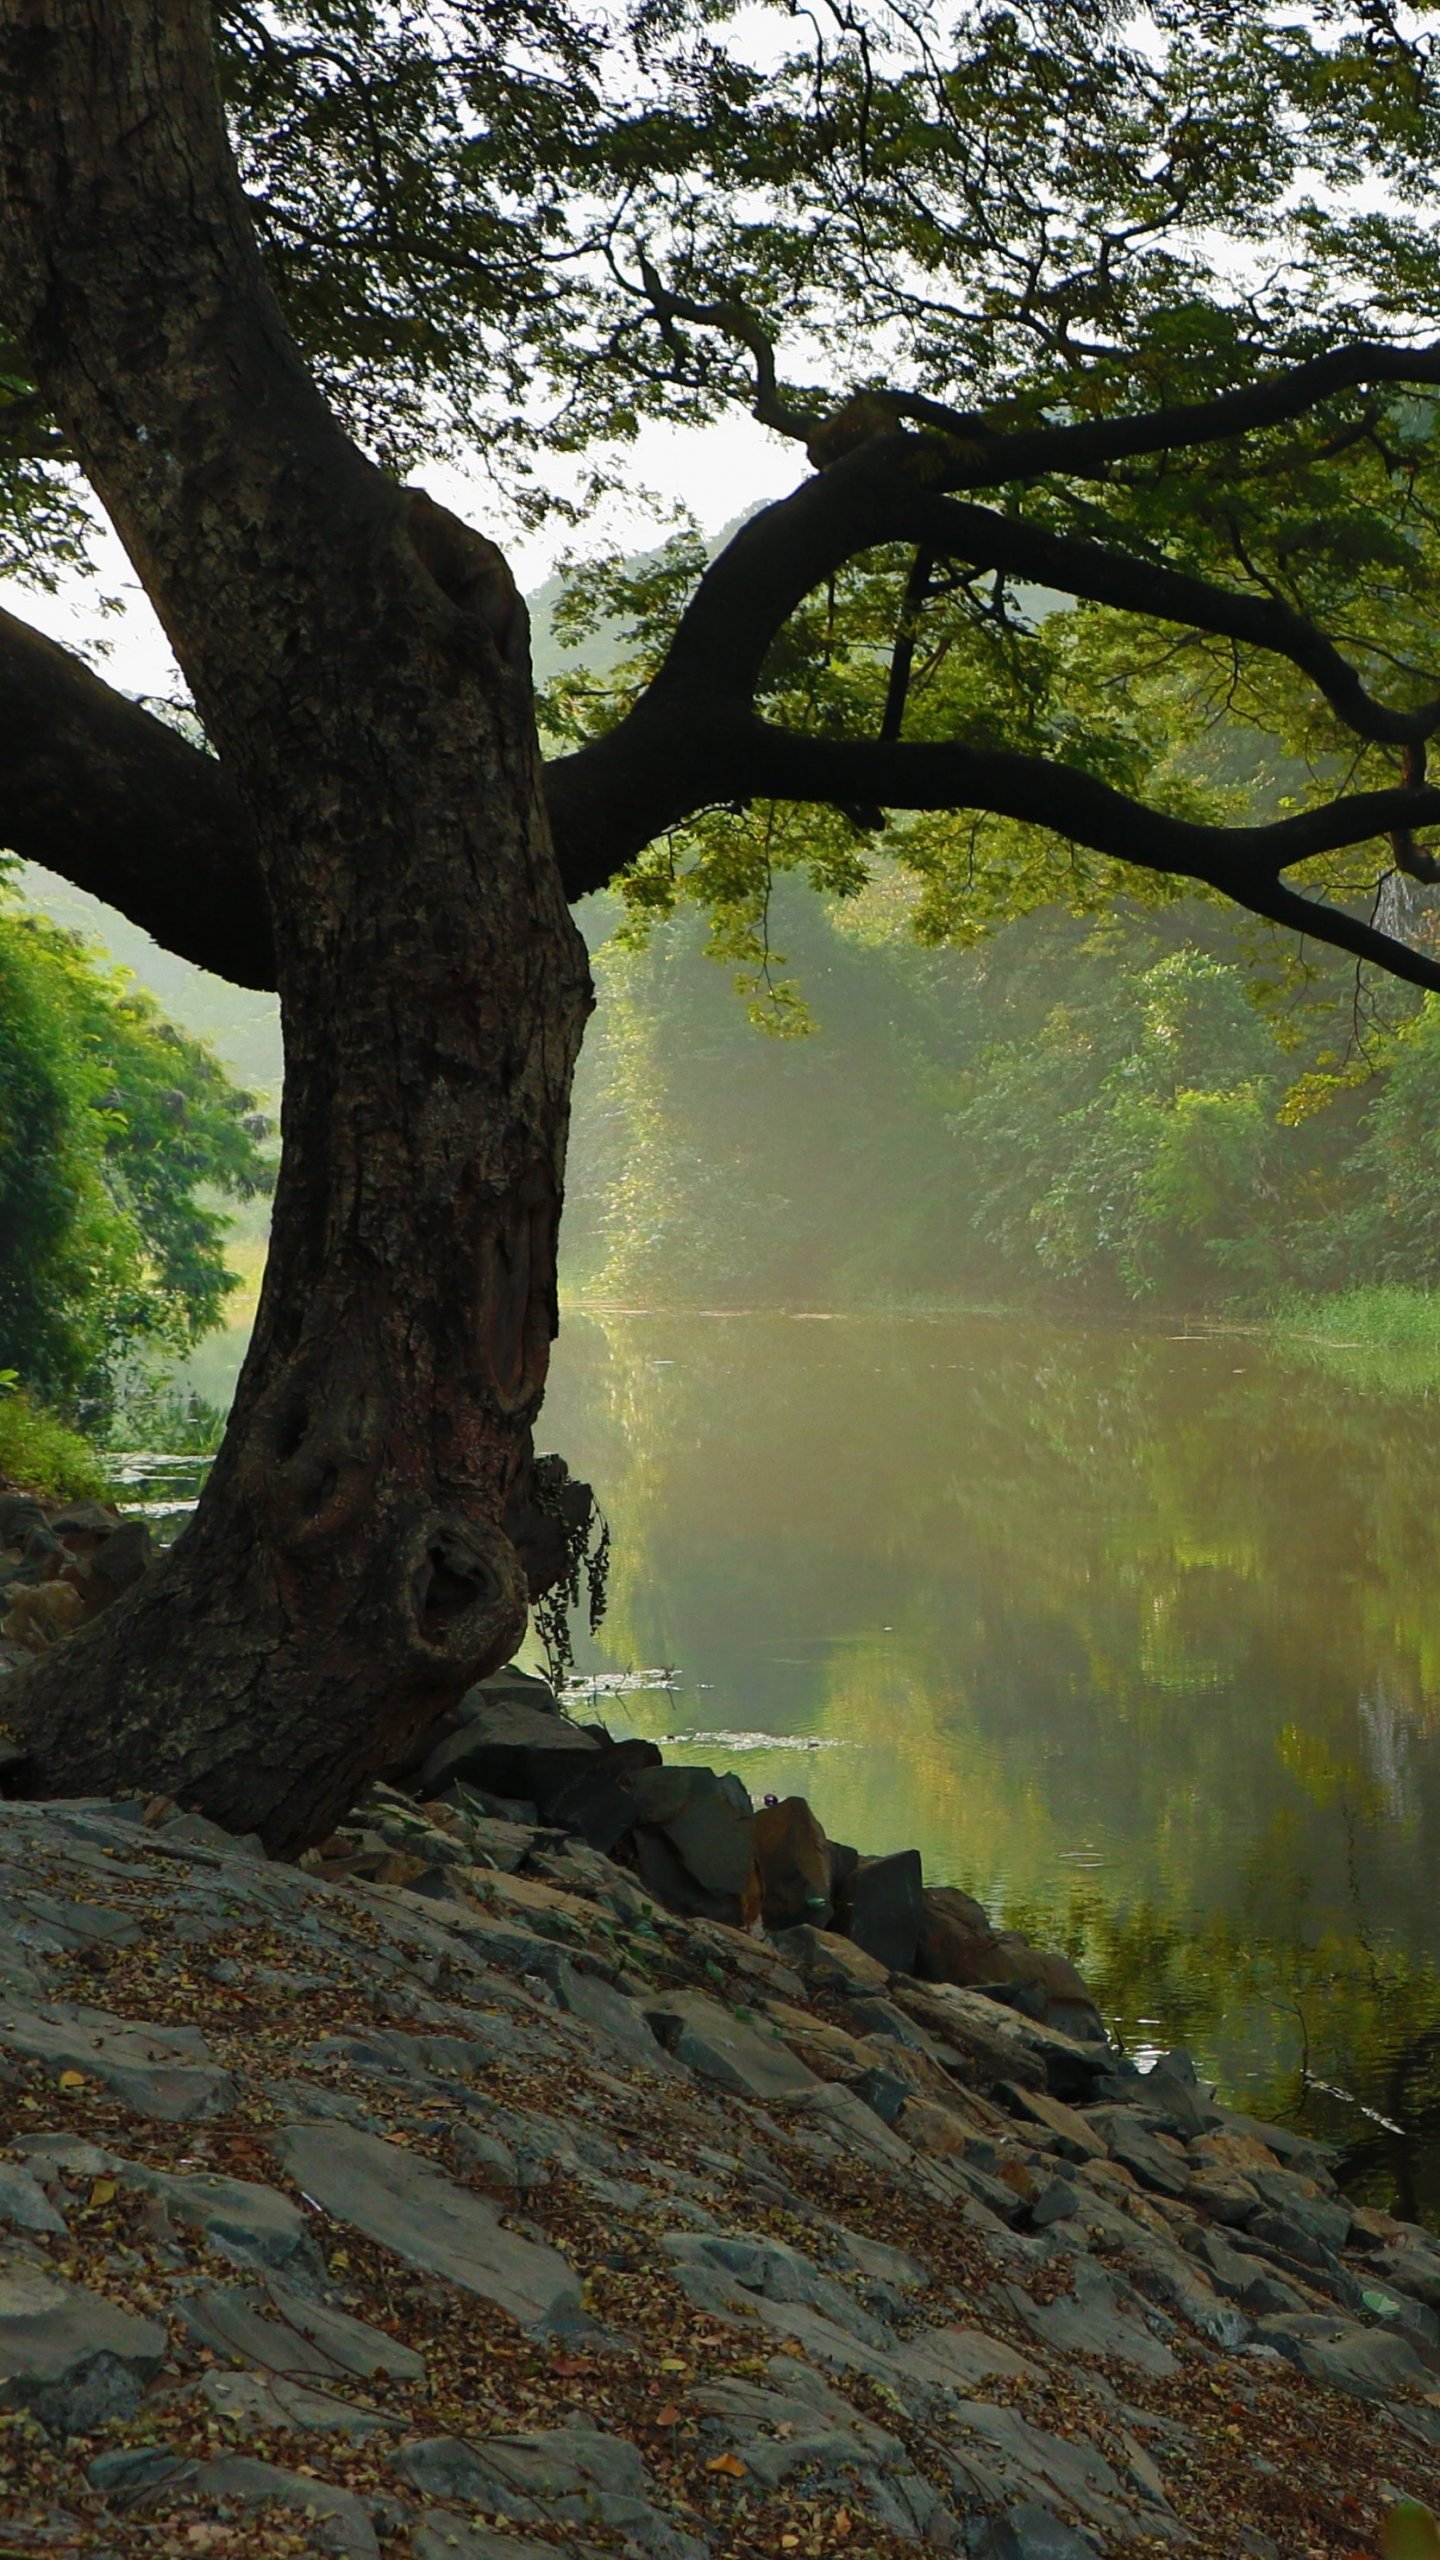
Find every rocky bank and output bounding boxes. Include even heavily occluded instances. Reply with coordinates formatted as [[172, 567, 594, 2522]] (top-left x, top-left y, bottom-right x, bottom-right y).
[[2, 1505, 1440, 2554]]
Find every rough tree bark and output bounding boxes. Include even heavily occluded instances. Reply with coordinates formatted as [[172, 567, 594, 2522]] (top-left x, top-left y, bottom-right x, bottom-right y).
[[0, 2, 591, 1849]]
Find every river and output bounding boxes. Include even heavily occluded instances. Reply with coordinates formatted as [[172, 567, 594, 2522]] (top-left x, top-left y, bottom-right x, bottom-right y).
[[534, 1306, 1440, 2223]]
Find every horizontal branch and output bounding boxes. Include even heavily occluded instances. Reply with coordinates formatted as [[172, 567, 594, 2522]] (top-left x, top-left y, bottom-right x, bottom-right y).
[[956, 337, 1440, 491], [735, 721, 1440, 989], [0, 604, 273, 987]]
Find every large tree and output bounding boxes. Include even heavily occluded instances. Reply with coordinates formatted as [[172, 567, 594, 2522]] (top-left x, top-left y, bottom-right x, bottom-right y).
[[6, 0, 1440, 1849]]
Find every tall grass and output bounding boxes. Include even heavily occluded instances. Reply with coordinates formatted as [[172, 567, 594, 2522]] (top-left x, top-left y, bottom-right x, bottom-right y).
[[1267, 1285, 1440, 1398]]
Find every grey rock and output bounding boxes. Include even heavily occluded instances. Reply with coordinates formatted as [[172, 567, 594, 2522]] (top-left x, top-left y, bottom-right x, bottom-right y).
[[419, 1696, 598, 1803], [662, 2230, 894, 2347], [850, 2064, 910, 2124], [1125, 2051, 1222, 2138], [271, 2123, 579, 2326], [0, 2260, 166, 2434], [1364, 2241, 1440, 2314], [1240, 2271, 1311, 2317], [449, 1813, 536, 1872], [1030, 2177, 1081, 2229], [644, 1990, 820, 2104], [175, 2276, 426, 2381], [1214, 2109, 1338, 2179], [0, 1890, 142, 1958], [395, 2426, 702, 2558], [89, 2445, 190, 2500], [173, 2454, 380, 2558], [769, 1923, 893, 1994], [693, 2367, 958, 2541], [968, 2507, 1102, 2560], [1082, 2107, 1190, 2199], [129, 2164, 326, 2286], [1248, 2169, 1351, 2253], [537, 1955, 672, 2068], [198, 2367, 403, 2438], [630, 1766, 756, 1921], [834, 1848, 925, 1974], [463, 1664, 563, 1718], [894, 2327, 1045, 2391], [0, 2001, 234, 2120], [0, 2162, 66, 2236], [1005, 2257, 1178, 2377], [941, 2399, 1140, 2537], [412, 2527, 582, 2560], [1253, 2309, 1434, 2402], [998, 2082, 1107, 2163], [157, 1810, 266, 1860]]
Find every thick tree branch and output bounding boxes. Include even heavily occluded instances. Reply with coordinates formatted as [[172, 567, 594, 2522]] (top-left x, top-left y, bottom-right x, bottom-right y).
[[951, 337, 1440, 491], [0, 604, 271, 987]]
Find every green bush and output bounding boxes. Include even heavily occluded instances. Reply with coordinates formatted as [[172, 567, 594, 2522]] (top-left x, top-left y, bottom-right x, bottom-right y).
[[0, 1381, 109, 1502], [0, 865, 273, 1421]]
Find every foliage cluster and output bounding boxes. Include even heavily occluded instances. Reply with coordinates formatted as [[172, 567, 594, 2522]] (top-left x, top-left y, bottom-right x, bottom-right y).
[[0, 865, 274, 1421], [0, 1374, 108, 1502]]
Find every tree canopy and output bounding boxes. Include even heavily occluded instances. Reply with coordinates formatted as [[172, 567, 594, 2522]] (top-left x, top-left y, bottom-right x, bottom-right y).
[[11, 1, 1440, 996]]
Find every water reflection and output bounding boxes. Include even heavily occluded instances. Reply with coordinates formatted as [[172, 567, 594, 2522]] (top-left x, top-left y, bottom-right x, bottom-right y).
[[538, 1309, 1440, 2220]]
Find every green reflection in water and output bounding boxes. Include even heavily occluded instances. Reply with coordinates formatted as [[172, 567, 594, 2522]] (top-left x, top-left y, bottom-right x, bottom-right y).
[[537, 1308, 1440, 2220]]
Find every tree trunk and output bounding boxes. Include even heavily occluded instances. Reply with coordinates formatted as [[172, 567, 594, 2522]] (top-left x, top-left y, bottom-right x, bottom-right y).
[[0, 3, 592, 1850]]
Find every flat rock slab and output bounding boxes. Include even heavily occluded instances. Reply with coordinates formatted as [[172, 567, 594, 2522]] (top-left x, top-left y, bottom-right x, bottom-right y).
[[175, 2276, 426, 2382], [0, 2002, 234, 2120], [1004, 2259, 1178, 2378], [395, 2426, 704, 2560], [272, 2123, 579, 2327], [198, 2367, 403, 2439], [0, 2257, 166, 2434], [643, 1991, 821, 2105], [970, 2507, 1103, 2560], [125, 2162, 323, 2283], [135, 2453, 380, 2559], [412, 2526, 594, 2560], [1254, 2309, 1434, 2402]]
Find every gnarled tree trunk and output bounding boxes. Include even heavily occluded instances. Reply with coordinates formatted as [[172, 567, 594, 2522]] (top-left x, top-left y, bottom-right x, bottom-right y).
[[0, 2, 591, 1849]]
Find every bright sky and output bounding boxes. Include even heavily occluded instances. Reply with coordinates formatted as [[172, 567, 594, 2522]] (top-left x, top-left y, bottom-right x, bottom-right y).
[[16, 411, 804, 705]]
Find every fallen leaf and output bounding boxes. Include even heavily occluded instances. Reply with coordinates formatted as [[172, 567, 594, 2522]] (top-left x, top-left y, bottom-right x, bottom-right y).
[[658, 2357, 688, 2374], [57, 2071, 86, 2091], [654, 2403, 681, 2427], [705, 2453, 745, 2478], [88, 2178, 117, 2207]]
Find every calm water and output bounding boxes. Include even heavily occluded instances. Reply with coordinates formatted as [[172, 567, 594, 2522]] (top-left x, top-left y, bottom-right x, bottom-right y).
[[534, 1308, 1440, 2221]]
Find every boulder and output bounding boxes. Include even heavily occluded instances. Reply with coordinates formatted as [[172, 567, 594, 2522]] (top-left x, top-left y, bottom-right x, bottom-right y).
[[418, 1696, 600, 1804], [0, 2262, 166, 2434], [629, 1765, 758, 1926], [915, 1884, 1001, 1986], [834, 1848, 924, 1974], [754, 1795, 833, 1930], [643, 1990, 822, 2105]]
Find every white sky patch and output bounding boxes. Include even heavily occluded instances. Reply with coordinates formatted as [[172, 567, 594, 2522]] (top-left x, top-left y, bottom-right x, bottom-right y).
[[12, 411, 802, 706]]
